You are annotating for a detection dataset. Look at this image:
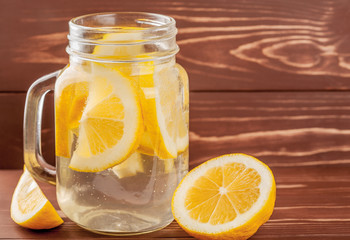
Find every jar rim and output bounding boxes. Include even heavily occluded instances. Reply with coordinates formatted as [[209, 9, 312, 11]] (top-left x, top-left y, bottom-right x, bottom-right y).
[[69, 12, 176, 34], [67, 12, 179, 63]]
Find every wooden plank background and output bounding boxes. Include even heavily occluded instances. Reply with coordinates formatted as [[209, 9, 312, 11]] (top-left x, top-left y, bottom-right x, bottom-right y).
[[2, 0, 350, 168], [1, 0, 350, 239], [2, 0, 350, 92]]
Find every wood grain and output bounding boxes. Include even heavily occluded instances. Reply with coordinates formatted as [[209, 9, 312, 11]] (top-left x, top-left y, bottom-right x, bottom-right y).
[[0, 94, 55, 169], [1, 0, 350, 91], [2, 91, 350, 170], [189, 92, 350, 167], [1, 0, 350, 239], [1, 165, 349, 239]]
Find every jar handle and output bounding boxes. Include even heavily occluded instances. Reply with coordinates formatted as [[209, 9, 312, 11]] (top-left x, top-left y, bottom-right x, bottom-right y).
[[23, 70, 61, 185]]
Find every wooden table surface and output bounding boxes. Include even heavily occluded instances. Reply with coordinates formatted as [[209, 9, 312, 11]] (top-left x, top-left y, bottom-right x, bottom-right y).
[[1, 0, 350, 239]]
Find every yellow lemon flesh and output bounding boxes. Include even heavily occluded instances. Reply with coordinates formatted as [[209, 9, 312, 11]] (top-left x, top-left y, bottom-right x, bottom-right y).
[[69, 63, 142, 172], [10, 168, 63, 229], [56, 28, 188, 174], [95, 29, 189, 160], [55, 65, 90, 158], [137, 61, 189, 159], [111, 152, 144, 178], [172, 153, 276, 240]]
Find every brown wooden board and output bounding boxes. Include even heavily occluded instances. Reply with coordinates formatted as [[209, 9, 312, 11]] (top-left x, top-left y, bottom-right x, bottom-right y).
[[0, 93, 55, 169], [189, 92, 350, 168], [1, 0, 350, 92], [1, 165, 349, 239], [1, 0, 350, 238], [1, 91, 350, 170]]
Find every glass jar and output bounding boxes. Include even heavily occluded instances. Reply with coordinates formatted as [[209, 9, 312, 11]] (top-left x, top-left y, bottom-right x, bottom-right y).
[[23, 12, 189, 235]]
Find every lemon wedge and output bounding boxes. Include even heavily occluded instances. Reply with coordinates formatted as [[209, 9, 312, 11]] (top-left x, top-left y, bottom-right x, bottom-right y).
[[10, 167, 63, 229]]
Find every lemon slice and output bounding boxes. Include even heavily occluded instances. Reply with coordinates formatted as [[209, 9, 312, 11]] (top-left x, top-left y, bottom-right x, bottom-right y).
[[93, 27, 144, 61], [172, 153, 276, 240], [55, 65, 90, 158], [94, 31, 189, 160], [10, 168, 64, 229], [176, 111, 188, 154], [138, 63, 189, 156], [69, 63, 142, 172], [138, 61, 181, 159], [137, 131, 155, 156], [175, 63, 189, 153], [112, 152, 144, 178]]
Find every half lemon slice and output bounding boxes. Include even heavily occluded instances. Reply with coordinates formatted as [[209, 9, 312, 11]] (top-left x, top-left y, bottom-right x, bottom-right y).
[[172, 153, 276, 240]]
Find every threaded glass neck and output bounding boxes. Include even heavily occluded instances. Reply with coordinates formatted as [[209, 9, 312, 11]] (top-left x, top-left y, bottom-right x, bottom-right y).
[[67, 12, 178, 63]]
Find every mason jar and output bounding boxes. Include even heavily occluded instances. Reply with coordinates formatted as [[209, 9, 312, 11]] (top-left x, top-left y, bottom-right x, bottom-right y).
[[23, 12, 189, 235]]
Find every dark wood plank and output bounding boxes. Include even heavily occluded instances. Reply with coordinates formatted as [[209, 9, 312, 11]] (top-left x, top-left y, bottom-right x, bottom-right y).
[[1, 0, 350, 91], [0, 93, 55, 169], [189, 91, 350, 168], [2, 91, 350, 170]]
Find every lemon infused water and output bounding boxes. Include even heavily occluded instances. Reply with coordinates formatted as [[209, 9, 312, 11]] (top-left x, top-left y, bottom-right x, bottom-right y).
[[52, 14, 189, 234], [20, 12, 189, 235], [55, 57, 189, 234], [57, 151, 188, 234]]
